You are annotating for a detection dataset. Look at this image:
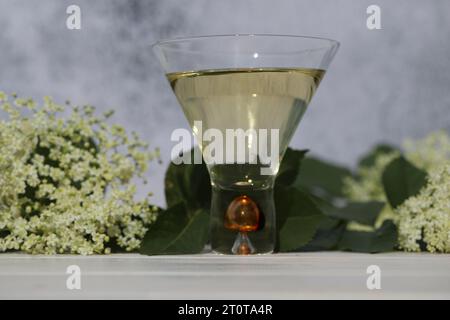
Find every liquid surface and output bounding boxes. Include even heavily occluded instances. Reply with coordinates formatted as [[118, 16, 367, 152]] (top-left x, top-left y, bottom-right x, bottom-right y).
[[168, 68, 325, 188]]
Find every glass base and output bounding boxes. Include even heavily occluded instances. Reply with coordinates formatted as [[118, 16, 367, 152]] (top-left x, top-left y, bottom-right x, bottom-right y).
[[211, 248, 274, 256], [210, 185, 275, 255]]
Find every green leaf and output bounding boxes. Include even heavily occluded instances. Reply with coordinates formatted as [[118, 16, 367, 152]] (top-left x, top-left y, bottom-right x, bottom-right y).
[[140, 203, 209, 255], [297, 197, 385, 251], [327, 201, 385, 226], [295, 157, 352, 198], [382, 156, 427, 208], [297, 216, 346, 251], [275, 148, 308, 187], [275, 187, 325, 252], [338, 220, 398, 253], [164, 148, 211, 212], [359, 144, 398, 168]]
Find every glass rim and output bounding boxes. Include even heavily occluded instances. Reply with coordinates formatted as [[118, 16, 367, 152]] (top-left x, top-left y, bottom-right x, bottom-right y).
[[152, 33, 340, 50]]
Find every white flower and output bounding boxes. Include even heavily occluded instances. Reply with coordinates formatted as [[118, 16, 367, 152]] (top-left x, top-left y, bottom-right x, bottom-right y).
[[343, 131, 450, 252], [0, 92, 158, 255], [397, 164, 450, 253]]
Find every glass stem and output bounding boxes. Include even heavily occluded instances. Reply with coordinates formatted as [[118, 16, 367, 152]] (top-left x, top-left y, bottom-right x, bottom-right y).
[[210, 185, 276, 254]]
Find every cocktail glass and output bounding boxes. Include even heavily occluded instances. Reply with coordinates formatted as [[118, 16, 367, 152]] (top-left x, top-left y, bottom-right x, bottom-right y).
[[153, 34, 339, 254]]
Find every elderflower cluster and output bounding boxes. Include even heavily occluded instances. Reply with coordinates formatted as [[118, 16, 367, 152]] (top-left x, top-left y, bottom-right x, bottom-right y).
[[343, 152, 400, 203], [397, 164, 450, 253], [403, 130, 450, 174], [344, 131, 450, 201], [0, 92, 159, 254], [343, 131, 450, 252]]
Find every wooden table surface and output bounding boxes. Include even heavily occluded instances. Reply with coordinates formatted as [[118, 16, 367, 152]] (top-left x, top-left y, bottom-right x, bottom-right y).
[[0, 252, 448, 299]]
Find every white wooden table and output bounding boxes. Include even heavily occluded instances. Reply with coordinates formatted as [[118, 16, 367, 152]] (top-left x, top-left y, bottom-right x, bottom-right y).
[[0, 252, 448, 299]]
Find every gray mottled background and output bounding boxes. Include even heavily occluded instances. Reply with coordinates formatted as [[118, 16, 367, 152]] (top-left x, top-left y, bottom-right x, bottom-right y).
[[1, 0, 449, 206]]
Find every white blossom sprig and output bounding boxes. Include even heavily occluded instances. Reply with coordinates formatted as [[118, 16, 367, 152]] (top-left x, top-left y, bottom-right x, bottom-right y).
[[343, 130, 450, 252], [0, 92, 159, 254]]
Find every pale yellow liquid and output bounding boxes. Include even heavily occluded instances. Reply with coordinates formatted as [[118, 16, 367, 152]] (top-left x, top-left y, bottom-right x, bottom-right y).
[[168, 68, 324, 188]]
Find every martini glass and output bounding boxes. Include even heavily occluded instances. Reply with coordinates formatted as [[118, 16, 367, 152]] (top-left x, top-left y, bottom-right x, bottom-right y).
[[153, 34, 339, 255]]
